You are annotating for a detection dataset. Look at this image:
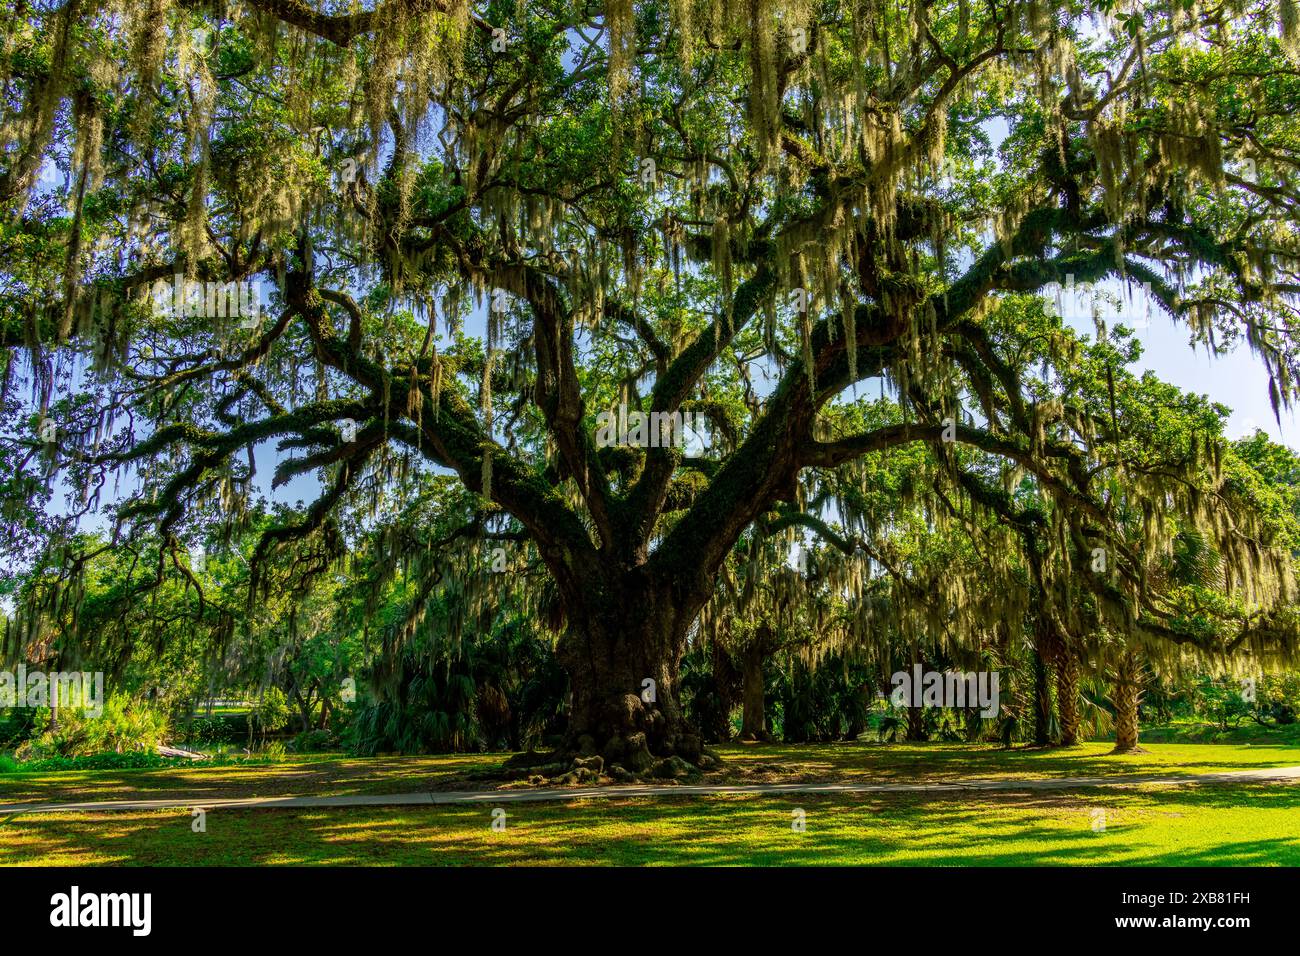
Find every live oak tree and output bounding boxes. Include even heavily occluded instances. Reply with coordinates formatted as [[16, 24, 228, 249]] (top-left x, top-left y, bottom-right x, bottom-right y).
[[4, 0, 1300, 764], [708, 299, 1300, 751]]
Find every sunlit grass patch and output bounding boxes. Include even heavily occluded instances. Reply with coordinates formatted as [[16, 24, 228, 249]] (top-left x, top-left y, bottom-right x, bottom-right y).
[[3, 781, 1296, 867], [2, 742, 1297, 807]]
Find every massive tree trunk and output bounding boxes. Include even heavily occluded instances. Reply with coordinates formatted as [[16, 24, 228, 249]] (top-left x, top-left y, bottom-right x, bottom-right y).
[[553, 583, 702, 771], [1110, 651, 1145, 754], [740, 643, 768, 741], [1056, 650, 1081, 746]]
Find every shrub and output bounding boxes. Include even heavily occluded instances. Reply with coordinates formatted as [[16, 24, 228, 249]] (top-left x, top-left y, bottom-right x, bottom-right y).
[[1256, 674, 1300, 725], [14, 695, 169, 760], [1192, 676, 1252, 731], [252, 687, 291, 735], [0, 709, 39, 748], [255, 740, 287, 760], [292, 729, 334, 753], [3, 751, 190, 773]]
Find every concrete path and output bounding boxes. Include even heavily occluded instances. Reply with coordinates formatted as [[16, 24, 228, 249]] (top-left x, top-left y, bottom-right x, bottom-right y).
[[2, 765, 1298, 815]]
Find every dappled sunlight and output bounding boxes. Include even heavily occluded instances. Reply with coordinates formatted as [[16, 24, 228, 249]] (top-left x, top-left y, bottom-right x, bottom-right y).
[[3, 779, 1296, 867], [3, 743, 1297, 812], [711, 741, 1300, 786], [0, 752, 510, 804]]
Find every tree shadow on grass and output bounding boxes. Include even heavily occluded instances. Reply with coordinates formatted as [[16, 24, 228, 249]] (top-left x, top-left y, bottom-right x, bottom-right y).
[[6, 779, 1297, 867], [0, 754, 511, 805]]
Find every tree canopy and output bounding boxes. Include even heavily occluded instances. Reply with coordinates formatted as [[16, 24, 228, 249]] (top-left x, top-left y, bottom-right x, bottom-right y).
[[4, 0, 1300, 761]]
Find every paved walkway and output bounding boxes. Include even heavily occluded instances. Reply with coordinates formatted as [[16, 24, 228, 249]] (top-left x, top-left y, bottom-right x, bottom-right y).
[[2, 765, 1297, 815]]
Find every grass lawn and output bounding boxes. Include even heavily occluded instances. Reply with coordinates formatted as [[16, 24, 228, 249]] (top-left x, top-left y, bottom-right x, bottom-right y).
[[2, 781, 1295, 866], [0, 751, 504, 804], [711, 739, 1300, 782], [3, 740, 1296, 866], [1139, 719, 1300, 745], [1, 740, 1296, 806]]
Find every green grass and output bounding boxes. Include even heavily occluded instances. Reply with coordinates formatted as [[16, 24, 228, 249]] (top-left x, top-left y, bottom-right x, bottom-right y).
[[1, 741, 1296, 806], [1138, 718, 1300, 745], [3, 781, 1296, 866], [711, 739, 1300, 782], [1, 741, 1295, 865], [0, 751, 505, 804]]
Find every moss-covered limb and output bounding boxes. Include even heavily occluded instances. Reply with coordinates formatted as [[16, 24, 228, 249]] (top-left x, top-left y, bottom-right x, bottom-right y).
[[626, 261, 778, 542], [111, 397, 373, 465], [767, 506, 934, 602], [95, 397, 371, 485], [951, 321, 1032, 431], [807, 241, 1134, 430], [110, 400, 375, 544], [385, 390, 604, 598], [897, 23, 1014, 162], [605, 298, 670, 371], [648, 345, 820, 591], [942, 340, 1010, 434], [455, 250, 618, 550], [248, 443, 374, 593], [951, 424, 1115, 529], [805, 416, 1142, 583], [288, 261, 604, 591], [234, 0, 463, 47], [230, 371, 288, 419], [289, 268, 586, 565], [287, 272, 389, 391], [131, 307, 296, 393], [806, 412, 1098, 529], [806, 208, 1107, 407], [519, 263, 617, 549], [644, 286, 900, 590], [778, 128, 832, 197], [1136, 213, 1261, 281], [270, 420, 391, 488], [317, 288, 364, 355], [801, 422, 946, 467], [646, 259, 777, 418]]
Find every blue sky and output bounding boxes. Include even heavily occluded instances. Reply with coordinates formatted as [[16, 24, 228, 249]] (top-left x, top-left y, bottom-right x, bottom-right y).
[[1057, 289, 1297, 445]]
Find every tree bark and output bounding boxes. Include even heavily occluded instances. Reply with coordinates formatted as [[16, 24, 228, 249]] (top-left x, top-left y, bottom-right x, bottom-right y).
[[553, 583, 701, 769], [1056, 650, 1081, 746], [905, 704, 928, 741], [740, 643, 768, 741], [1033, 650, 1052, 746], [1110, 651, 1144, 754], [708, 637, 740, 743]]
